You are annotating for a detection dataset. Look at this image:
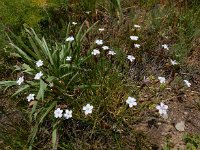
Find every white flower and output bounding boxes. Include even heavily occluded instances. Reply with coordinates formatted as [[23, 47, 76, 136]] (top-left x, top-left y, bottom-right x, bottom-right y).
[[108, 50, 116, 55], [66, 56, 72, 61], [66, 36, 74, 42], [170, 59, 178, 65], [36, 60, 43, 67], [83, 104, 93, 115], [34, 71, 43, 80], [91, 49, 100, 55], [63, 109, 72, 119], [85, 11, 91, 14], [72, 22, 77, 25], [95, 39, 103, 45], [99, 28, 105, 31], [16, 76, 24, 85], [54, 108, 63, 118], [102, 46, 109, 50], [156, 102, 168, 115], [49, 82, 54, 87], [126, 96, 137, 108], [162, 44, 169, 50], [127, 55, 135, 62], [130, 36, 139, 41], [26, 94, 35, 102], [134, 24, 141, 28], [134, 44, 141, 48], [183, 80, 191, 87], [158, 77, 166, 84]]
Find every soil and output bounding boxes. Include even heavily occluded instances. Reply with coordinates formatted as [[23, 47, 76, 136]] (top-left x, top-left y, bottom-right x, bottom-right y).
[[134, 47, 200, 149]]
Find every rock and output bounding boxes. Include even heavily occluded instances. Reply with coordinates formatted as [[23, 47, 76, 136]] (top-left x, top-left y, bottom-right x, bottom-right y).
[[162, 114, 168, 120], [175, 121, 185, 132], [157, 122, 162, 125]]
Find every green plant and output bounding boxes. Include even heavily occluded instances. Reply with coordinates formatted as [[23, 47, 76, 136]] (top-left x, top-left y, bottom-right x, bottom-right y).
[[76, 0, 122, 20], [109, 0, 122, 19], [0, 20, 139, 149], [1, 22, 98, 149], [141, 3, 200, 63], [183, 134, 200, 150]]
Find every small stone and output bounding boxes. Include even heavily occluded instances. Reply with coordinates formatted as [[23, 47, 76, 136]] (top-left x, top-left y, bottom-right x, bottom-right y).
[[161, 132, 168, 136], [175, 121, 185, 132], [162, 114, 168, 120]]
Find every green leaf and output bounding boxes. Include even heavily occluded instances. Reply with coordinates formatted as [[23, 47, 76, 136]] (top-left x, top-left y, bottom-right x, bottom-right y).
[[52, 126, 57, 150], [80, 21, 99, 42], [0, 81, 16, 88], [29, 101, 38, 122], [39, 101, 57, 124], [28, 123, 39, 146], [25, 29, 42, 59], [46, 76, 57, 82], [76, 22, 84, 42], [12, 85, 30, 97], [29, 145, 32, 150], [60, 72, 73, 79], [9, 31, 38, 60], [59, 64, 82, 70], [10, 43, 35, 69], [42, 37, 54, 65], [36, 79, 47, 101], [22, 63, 34, 74], [76, 84, 101, 89], [66, 72, 79, 87]]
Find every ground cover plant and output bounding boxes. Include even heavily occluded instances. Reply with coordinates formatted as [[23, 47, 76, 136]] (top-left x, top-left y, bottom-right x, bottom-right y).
[[0, 0, 200, 149]]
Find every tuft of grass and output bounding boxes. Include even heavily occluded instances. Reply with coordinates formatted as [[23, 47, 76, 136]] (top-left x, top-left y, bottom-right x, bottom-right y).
[[183, 134, 200, 150]]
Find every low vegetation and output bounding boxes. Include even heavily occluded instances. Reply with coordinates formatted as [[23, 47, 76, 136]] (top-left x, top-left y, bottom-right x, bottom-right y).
[[0, 0, 200, 149]]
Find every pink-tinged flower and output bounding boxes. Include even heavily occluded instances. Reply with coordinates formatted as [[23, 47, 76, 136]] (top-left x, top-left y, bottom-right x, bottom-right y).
[[83, 104, 93, 115], [162, 44, 169, 50], [126, 96, 137, 108], [108, 50, 116, 55], [127, 55, 135, 62], [91, 49, 100, 55], [95, 39, 103, 45], [130, 36, 139, 41], [183, 80, 191, 87], [49, 82, 54, 87], [99, 28, 105, 31], [102, 46, 109, 50], [134, 44, 141, 48], [66, 56, 72, 61], [170, 59, 178, 65], [36, 60, 43, 67], [26, 94, 35, 102], [66, 36, 74, 42], [72, 22, 77, 25], [34, 71, 43, 80], [134, 24, 141, 28], [16, 76, 24, 85], [54, 108, 63, 118], [156, 102, 168, 115], [63, 109, 72, 119], [158, 77, 166, 84], [85, 11, 91, 14]]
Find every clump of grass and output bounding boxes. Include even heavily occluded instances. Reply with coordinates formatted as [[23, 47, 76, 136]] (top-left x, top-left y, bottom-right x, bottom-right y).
[[1, 21, 145, 149], [183, 134, 200, 150]]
